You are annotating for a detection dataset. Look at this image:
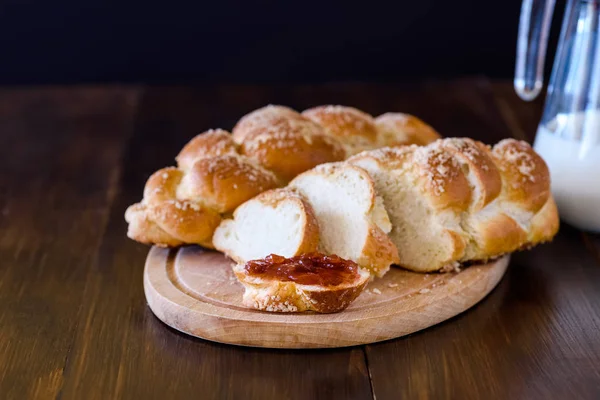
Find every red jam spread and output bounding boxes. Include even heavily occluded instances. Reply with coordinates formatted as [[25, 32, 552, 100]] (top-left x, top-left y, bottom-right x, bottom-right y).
[[244, 253, 359, 286]]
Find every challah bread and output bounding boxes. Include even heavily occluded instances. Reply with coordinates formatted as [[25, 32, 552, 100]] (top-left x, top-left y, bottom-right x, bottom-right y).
[[213, 189, 319, 263], [289, 163, 400, 277], [376, 113, 442, 147], [348, 137, 559, 272], [233, 253, 370, 313], [125, 104, 441, 248]]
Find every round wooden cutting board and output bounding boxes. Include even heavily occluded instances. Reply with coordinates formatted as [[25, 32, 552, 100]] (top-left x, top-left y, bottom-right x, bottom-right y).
[[144, 246, 509, 349]]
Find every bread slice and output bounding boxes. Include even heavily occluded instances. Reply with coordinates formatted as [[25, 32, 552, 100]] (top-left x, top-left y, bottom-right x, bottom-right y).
[[289, 162, 399, 277], [233, 254, 370, 313], [213, 189, 319, 264]]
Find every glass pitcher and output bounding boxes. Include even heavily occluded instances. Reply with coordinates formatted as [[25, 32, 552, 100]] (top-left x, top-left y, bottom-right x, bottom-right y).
[[515, 0, 600, 232]]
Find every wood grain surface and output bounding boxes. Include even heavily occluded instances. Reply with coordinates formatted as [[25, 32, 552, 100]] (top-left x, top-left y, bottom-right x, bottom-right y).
[[144, 246, 509, 348], [0, 80, 599, 399]]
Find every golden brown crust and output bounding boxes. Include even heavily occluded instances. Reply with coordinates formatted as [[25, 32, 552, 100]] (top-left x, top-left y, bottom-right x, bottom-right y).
[[357, 225, 400, 277], [176, 155, 280, 213], [375, 112, 441, 146], [302, 105, 379, 154], [300, 279, 369, 313], [126, 167, 222, 247], [528, 196, 560, 245], [469, 212, 528, 260], [411, 144, 472, 211], [239, 118, 345, 182], [125, 203, 186, 247], [492, 139, 551, 214], [232, 105, 304, 144], [233, 265, 370, 313], [175, 129, 237, 172], [435, 138, 502, 211], [146, 200, 222, 246]]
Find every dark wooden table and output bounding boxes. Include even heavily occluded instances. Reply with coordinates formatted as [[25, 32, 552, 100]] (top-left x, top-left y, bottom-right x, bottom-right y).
[[1, 79, 599, 400]]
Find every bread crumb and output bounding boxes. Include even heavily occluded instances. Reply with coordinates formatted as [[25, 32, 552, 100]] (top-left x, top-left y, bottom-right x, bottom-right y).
[[388, 283, 398, 288], [162, 173, 168, 179], [372, 288, 382, 295], [419, 288, 430, 294], [441, 261, 461, 273]]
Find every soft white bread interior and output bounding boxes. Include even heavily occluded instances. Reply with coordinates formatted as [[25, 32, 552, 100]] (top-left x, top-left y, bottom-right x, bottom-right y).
[[289, 162, 400, 277], [213, 189, 319, 264], [233, 258, 370, 313], [348, 137, 559, 272]]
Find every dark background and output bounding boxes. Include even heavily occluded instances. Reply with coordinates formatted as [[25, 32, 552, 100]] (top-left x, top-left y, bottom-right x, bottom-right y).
[[0, 0, 566, 85]]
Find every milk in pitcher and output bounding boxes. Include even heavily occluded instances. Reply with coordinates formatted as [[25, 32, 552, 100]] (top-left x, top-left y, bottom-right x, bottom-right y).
[[533, 110, 600, 232]]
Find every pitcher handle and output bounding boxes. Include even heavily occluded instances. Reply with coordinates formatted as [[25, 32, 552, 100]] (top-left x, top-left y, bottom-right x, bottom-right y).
[[515, 0, 557, 101]]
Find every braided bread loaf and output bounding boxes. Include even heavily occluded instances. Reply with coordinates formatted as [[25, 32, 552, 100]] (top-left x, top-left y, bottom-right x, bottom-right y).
[[217, 137, 558, 274], [125, 105, 440, 247], [215, 137, 558, 274]]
